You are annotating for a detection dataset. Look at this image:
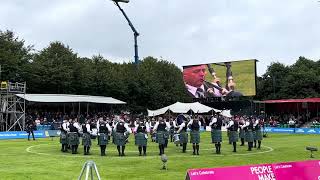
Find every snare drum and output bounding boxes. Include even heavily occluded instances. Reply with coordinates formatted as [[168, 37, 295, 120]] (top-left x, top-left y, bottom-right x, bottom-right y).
[[174, 134, 180, 144]]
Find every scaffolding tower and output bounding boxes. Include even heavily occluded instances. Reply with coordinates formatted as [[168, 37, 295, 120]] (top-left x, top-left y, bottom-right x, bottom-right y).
[[0, 81, 26, 131]]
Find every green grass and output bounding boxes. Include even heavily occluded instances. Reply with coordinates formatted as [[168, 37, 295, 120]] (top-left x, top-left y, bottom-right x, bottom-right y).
[[0, 132, 319, 180], [205, 60, 256, 96]]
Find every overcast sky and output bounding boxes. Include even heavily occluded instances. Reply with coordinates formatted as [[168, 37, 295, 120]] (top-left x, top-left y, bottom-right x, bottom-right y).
[[1, 0, 319, 75]]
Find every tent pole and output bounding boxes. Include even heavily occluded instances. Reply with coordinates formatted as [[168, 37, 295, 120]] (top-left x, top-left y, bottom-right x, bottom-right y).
[[78, 102, 80, 115], [86, 103, 89, 115]]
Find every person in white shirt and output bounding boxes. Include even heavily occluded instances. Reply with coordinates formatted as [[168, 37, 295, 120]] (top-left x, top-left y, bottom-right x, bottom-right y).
[[226, 117, 239, 152], [153, 117, 170, 155], [81, 120, 92, 155], [187, 117, 201, 155], [253, 118, 263, 149], [242, 118, 254, 151], [68, 118, 81, 154], [209, 114, 223, 154], [175, 116, 189, 153], [60, 119, 69, 152]]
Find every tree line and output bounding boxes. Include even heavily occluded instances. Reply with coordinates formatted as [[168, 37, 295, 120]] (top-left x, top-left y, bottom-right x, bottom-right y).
[[0, 30, 319, 112]]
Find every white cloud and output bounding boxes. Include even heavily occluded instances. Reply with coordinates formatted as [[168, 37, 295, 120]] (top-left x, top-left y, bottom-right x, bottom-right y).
[[1, 0, 319, 75]]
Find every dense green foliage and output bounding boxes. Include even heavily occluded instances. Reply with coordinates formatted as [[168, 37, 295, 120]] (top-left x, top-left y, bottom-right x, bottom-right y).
[[256, 58, 320, 100], [0, 132, 318, 180], [0, 30, 190, 112], [0, 30, 319, 112]]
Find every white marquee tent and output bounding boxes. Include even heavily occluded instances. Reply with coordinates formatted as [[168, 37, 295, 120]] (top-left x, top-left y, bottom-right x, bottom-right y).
[[15, 94, 126, 104], [147, 102, 221, 116]]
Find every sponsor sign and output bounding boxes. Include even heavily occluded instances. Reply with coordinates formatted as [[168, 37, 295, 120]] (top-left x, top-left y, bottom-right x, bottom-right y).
[[262, 127, 320, 134], [0, 131, 46, 139], [186, 160, 320, 180]]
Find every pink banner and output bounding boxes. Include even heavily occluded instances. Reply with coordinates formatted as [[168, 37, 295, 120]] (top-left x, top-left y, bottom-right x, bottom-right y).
[[186, 160, 320, 180]]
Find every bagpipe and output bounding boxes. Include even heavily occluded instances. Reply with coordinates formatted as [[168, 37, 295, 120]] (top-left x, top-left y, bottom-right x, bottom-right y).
[[205, 63, 243, 97]]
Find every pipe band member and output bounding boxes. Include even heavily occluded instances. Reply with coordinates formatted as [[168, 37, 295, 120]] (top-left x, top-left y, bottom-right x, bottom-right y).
[[98, 119, 112, 156], [226, 117, 239, 152], [153, 117, 170, 155], [113, 119, 132, 156], [210, 114, 222, 154], [68, 118, 81, 154], [253, 118, 263, 149], [176, 116, 189, 153], [134, 120, 150, 156], [82, 120, 92, 155], [188, 117, 201, 155], [243, 118, 254, 151], [60, 119, 69, 152]]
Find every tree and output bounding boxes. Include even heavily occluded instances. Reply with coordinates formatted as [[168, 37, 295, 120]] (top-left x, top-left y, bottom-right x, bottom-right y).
[[0, 30, 33, 82], [28, 41, 77, 93]]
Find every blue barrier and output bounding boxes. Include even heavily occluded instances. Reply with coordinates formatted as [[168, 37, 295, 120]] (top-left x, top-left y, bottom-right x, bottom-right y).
[[264, 127, 320, 134], [36, 125, 53, 130], [0, 131, 47, 139]]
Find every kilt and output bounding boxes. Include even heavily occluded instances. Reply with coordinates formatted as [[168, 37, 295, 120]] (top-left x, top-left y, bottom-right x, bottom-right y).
[[82, 133, 92, 146], [113, 132, 127, 146], [239, 129, 245, 138], [179, 131, 188, 144], [254, 129, 263, 141], [211, 129, 222, 143], [135, 132, 147, 146], [99, 133, 109, 146], [156, 131, 166, 145], [60, 131, 68, 144], [190, 130, 200, 144], [164, 131, 169, 139], [68, 132, 79, 146], [229, 131, 238, 142], [169, 128, 175, 136], [245, 130, 254, 142]]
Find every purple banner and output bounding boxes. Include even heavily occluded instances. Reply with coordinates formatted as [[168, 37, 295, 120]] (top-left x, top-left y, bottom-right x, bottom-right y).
[[186, 160, 320, 180]]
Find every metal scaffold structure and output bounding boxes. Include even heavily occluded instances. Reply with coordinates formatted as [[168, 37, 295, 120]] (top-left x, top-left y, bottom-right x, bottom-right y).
[[0, 81, 26, 131]]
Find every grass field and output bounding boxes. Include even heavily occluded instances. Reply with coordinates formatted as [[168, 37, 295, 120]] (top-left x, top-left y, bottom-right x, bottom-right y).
[[0, 132, 318, 180]]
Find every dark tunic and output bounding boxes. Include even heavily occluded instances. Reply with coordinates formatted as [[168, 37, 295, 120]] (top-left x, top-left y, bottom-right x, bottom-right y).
[[156, 122, 167, 145], [228, 120, 239, 142], [179, 123, 188, 144], [99, 124, 109, 146], [190, 120, 200, 144], [68, 124, 79, 146], [114, 122, 127, 146], [135, 125, 147, 146], [245, 121, 254, 142], [82, 124, 92, 146], [211, 118, 222, 143], [60, 123, 68, 144], [254, 122, 263, 141]]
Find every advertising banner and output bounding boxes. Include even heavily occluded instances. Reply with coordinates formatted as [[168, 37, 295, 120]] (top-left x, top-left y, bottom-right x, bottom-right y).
[[0, 131, 47, 139], [186, 160, 320, 180]]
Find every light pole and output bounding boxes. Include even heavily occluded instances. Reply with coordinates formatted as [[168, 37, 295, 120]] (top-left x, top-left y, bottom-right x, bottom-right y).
[[110, 0, 140, 65]]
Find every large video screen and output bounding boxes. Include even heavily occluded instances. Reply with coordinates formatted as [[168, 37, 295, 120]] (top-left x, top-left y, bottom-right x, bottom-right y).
[[182, 59, 256, 98]]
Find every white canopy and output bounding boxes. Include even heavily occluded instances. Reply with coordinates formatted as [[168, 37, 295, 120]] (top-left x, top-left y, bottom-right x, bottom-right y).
[[15, 94, 126, 104], [221, 110, 232, 118], [147, 102, 221, 116]]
